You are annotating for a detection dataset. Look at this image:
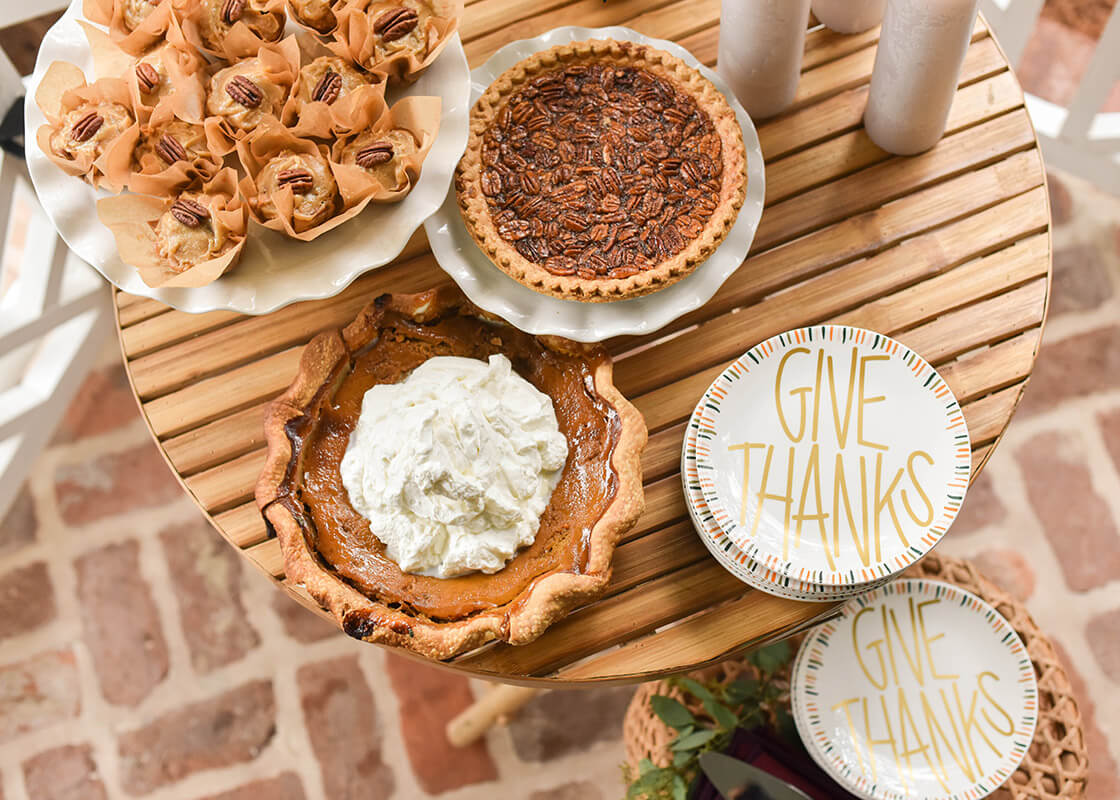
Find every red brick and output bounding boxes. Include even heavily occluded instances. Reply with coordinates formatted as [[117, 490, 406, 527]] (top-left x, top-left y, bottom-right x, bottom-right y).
[[1047, 171, 1074, 226], [0, 484, 36, 556], [54, 364, 138, 444], [1095, 406, 1120, 478], [508, 687, 632, 762], [160, 520, 259, 673], [271, 593, 337, 643], [22, 744, 106, 800], [0, 562, 55, 640], [197, 772, 305, 800], [75, 541, 168, 707], [1016, 431, 1120, 592], [384, 654, 497, 794], [118, 680, 275, 794], [1017, 17, 1093, 107], [1050, 243, 1112, 315], [1085, 607, 1120, 684], [1039, 0, 1113, 38], [54, 443, 181, 526], [298, 656, 394, 800], [1018, 326, 1120, 416], [1051, 641, 1120, 800], [530, 782, 604, 800], [0, 650, 80, 743], [951, 471, 1005, 536], [970, 549, 1036, 601]]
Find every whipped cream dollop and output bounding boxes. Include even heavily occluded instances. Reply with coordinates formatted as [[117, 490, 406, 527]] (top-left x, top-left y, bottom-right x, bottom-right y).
[[339, 354, 569, 578]]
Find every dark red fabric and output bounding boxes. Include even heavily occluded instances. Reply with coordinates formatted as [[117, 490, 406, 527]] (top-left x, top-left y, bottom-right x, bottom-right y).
[[691, 727, 860, 800]]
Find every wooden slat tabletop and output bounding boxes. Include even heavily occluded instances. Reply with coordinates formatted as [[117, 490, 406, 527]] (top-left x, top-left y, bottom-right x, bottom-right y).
[[113, 3, 1051, 686]]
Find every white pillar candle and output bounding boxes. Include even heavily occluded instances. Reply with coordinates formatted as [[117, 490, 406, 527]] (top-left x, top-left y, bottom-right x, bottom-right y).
[[718, 0, 813, 119], [812, 0, 885, 34], [863, 0, 982, 155]]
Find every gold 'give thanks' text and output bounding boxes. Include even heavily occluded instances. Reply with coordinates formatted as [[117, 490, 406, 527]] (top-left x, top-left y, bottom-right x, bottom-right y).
[[727, 346, 936, 568]]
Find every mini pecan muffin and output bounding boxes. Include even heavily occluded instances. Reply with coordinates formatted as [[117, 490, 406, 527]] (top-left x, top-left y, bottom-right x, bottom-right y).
[[155, 191, 236, 272], [363, 1, 435, 65], [122, 0, 163, 30], [296, 56, 374, 106], [253, 149, 338, 232], [194, 0, 285, 52], [130, 41, 207, 118], [49, 101, 135, 165], [134, 119, 210, 166], [337, 127, 416, 190], [288, 0, 340, 32], [206, 58, 288, 134], [133, 52, 170, 104]]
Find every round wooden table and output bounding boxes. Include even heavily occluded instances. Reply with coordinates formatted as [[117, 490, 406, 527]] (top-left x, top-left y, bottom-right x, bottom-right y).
[[113, 4, 1051, 687]]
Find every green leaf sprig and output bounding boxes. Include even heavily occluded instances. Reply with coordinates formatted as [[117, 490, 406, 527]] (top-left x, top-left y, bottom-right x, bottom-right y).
[[621, 640, 794, 800]]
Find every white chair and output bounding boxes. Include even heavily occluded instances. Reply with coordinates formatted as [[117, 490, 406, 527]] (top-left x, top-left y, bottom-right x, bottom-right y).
[[0, 6, 113, 521], [982, 0, 1120, 193]]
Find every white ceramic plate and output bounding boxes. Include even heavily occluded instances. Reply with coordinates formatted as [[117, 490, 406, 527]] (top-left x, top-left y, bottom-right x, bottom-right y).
[[24, 0, 471, 314], [683, 398, 890, 602], [423, 25, 766, 342], [792, 579, 1038, 800], [693, 326, 972, 588]]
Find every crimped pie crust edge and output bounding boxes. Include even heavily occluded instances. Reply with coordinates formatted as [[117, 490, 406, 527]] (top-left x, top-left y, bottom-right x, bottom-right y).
[[455, 39, 748, 303], [255, 287, 648, 661]]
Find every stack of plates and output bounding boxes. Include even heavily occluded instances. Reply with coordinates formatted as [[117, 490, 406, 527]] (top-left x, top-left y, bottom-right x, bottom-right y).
[[681, 325, 972, 602]]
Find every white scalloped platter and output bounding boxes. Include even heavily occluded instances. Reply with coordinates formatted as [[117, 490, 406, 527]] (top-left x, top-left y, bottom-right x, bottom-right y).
[[423, 24, 766, 342], [24, 0, 471, 314]]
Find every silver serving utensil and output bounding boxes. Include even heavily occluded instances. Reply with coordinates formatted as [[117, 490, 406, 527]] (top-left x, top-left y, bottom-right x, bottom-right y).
[[698, 752, 814, 800]]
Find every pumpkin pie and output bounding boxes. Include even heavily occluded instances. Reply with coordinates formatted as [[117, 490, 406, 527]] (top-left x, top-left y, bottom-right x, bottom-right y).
[[256, 288, 647, 660], [455, 40, 747, 303]]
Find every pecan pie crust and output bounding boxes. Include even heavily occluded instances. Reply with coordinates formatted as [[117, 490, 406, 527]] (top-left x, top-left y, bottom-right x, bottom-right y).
[[255, 288, 648, 660], [456, 40, 747, 303]]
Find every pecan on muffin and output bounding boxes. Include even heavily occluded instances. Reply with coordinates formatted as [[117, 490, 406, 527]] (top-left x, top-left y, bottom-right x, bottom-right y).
[[206, 57, 289, 135], [192, 0, 285, 53], [336, 127, 417, 190], [288, 0, 341, 32], [49, 100, 135, 168], [252, 148, 339, 232]]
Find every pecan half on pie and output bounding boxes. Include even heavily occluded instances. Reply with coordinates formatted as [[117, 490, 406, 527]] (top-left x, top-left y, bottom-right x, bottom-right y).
[[256, 288, 647, 660], [455, 40, 747, 303]]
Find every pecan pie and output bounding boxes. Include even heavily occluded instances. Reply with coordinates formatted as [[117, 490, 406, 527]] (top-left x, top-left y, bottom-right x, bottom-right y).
[[255, 288, 647, 660], [456, 40, 747, 302]]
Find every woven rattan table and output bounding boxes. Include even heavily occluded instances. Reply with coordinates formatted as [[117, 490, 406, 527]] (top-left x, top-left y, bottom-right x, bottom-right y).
[[113, 2, 1052, 687]]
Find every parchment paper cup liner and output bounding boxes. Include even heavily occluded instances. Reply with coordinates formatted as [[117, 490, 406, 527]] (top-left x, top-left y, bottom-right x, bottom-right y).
[[116, 120, 223, 195], [83, 0, 115, 25], [236, 121, 376, 240], [173, 0, 287, 60], [286, 0, 342, 35], [96, 167, 248, 287], [35, 61, 140, 193], [202, 37, 301, 156], [82, 0, 182, 53], [82, 21, 208, 126], [282, 39, 389, 139], [328, 0, 462, 83], [330, 94, 438, 201]]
